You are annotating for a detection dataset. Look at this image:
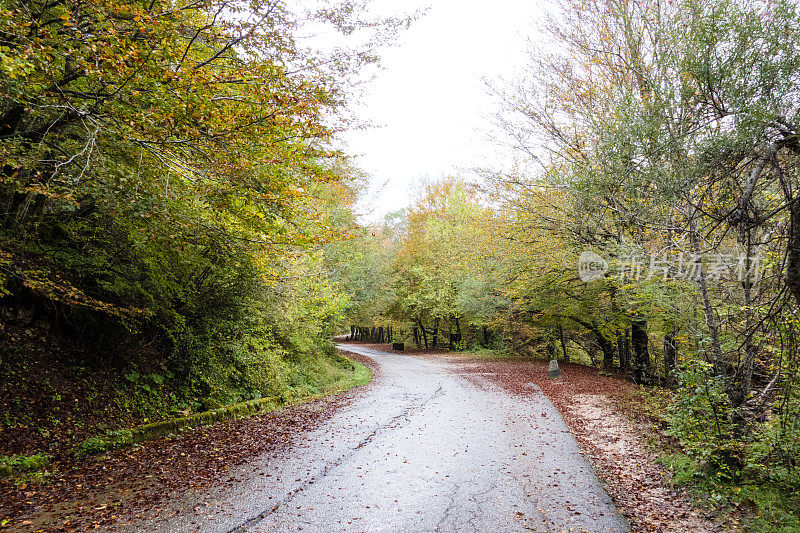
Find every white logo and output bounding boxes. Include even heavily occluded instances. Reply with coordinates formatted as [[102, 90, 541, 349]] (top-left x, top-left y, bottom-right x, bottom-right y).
[[578, 251, 608, 282]]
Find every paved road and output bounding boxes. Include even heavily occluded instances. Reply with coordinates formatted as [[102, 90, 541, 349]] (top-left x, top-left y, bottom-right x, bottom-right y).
[[128, 345, 628, 532]]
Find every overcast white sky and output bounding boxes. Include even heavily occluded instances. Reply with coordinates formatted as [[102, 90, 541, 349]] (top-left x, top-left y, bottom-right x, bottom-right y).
[[338, 0, 552, 222]]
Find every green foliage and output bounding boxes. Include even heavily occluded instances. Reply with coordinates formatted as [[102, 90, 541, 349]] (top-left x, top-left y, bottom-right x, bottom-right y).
[[734, 485, 800, 532], [483, 0, 800, 522], [70, 354, 370, 458], [657, 452, 800, 532], [665, 360, 800, 527], [325, 178, 503, 348], [0, 0, 339, 329], [0, 453, 51, 477], [656, 452, 702, 488], [746, 408, 800, 489], [0, 0, 386, 462], [325, 213, 399, 329], [162, 250, 349, 407], [0, 0, 383, 376], [73, 430, 133, 459], [668, 359, 737, 472]]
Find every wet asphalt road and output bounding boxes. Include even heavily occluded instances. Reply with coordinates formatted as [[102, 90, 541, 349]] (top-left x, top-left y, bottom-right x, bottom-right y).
[[128, 345, 628, 533]]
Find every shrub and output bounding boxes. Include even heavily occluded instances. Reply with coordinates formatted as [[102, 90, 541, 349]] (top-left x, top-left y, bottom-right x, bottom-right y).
[[667, 359, 740, 477], [0, 453, 51, 477]]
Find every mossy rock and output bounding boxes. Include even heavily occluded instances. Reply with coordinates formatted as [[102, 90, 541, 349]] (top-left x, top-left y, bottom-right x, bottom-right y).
[[200, 398, 224, 411]]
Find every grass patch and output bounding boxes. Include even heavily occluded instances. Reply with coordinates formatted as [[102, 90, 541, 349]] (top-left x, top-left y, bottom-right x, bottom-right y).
[[433, 346, 519, 360], [656, 451, 701, 487], [1, 332, 373, 460], [330, 359, 371, 390], [734, 484, 800, 532], [285, 350, 371, 398], [72, 429, 134, 458], [456, 350, 509, 360], [0, 453, 51, 479], [655, 451, 800, 531]]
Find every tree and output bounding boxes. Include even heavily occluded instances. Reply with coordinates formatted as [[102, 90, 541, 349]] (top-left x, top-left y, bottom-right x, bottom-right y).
[[492, 0, 800, 491], [324, 209, 402, 339], [0, 0, 398, 340]]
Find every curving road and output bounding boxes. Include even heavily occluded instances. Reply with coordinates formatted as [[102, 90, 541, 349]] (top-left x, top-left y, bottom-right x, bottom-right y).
[[126, 344, 628, 533]]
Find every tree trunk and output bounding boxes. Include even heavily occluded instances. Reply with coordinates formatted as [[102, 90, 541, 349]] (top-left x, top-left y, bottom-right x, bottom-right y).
[[432, 317, 439, 348], [418, 321, 429, 349], [448, 323, 453, 349], [547, 340, 556, 359], [664, 329, 677, 387], [618, 328, 631, 371], [558, 323, 569, 363], [603, 339, 615, 369], [632, 319, 650, 385], [450, 316, 461, 349], [789, 200, 800, 308], [597, 333, 615, 370], [688, 203, 724, 374], [569, 317, 614, 369], [734, 232, 757, 406], [607, 284, 619, 369]]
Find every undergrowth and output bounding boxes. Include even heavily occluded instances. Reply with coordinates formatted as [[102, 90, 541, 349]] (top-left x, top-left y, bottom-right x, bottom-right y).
[[618, 384, 800, 532]]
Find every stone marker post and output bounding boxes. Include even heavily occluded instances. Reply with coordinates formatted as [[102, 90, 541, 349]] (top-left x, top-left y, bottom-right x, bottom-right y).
[[547, 359, 561, 379]]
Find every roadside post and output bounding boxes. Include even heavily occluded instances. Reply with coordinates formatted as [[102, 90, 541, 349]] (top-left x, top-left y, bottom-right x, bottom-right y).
[[547, 359, 561, 379]]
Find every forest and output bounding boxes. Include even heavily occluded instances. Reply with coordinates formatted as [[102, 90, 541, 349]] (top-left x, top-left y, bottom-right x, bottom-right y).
[[1, 0, 799, 530]]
